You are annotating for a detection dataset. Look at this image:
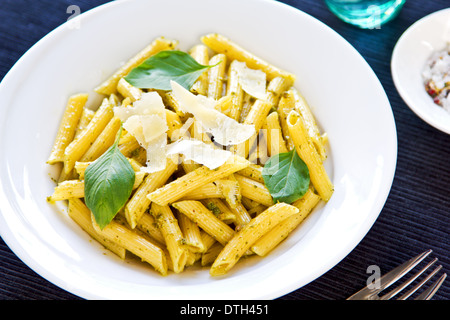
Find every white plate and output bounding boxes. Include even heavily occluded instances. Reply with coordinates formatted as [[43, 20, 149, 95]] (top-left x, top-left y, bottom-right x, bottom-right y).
[[391, 8, 450, 134], [0, 0, 397, 300]]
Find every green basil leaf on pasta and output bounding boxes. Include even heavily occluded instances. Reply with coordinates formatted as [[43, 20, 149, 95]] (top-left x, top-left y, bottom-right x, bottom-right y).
[[84, 127, 135, 229], [262, 149, 310, 204], [124, 50, 217, 90]]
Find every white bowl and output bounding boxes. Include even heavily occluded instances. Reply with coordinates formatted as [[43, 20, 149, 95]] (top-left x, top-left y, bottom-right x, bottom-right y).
[[0, 0, 397, 299], [392, 8, 450, 135]]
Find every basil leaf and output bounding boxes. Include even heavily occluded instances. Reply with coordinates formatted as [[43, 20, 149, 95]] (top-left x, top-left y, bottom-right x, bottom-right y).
[[84, 127, 135, 229], [262, 149, 310, 204], [124, 50, 216, 90]]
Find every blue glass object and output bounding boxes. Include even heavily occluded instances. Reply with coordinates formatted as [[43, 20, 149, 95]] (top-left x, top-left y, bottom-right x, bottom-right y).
[[325, 0, 406, 29]]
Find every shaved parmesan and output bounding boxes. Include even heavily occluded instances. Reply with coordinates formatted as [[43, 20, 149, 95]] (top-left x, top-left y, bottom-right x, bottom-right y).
[[235, 61, 267, 99], [145, 134, 168, 173], [122, 114, 167, 146], [114, 91, 166, 120], [113, 92, 168, 173], [170, 81, 255, 146], [166, 138, 232, 169], [171, 117, 194, 141]]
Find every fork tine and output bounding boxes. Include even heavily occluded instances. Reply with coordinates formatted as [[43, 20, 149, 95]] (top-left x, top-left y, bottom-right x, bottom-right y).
[[380, 257, 438, 300], [376, 250, 433, 293], [414, 272, 447, 300], [347, 250, 432, 300], [396, 265, 443, 300]]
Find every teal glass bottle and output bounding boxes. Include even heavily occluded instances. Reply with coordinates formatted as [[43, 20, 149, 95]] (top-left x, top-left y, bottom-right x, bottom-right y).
[[325, 0, 406, 29]]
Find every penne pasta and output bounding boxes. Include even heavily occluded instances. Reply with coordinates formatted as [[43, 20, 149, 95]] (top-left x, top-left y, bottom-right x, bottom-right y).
[[213, 174, 241, 209], [287, 110, 334, 201], [226, 60, 245, 121], [241, 196, 261, 210], [148, 155, 250, 206], [177, 211, 206, 253], [206, 53, 227, 100], [151, 203, 187, 273], [181, 182, 225, 200], [202, 198, 237, 224], [238, 93, 255, 123], [118, 136, 142, 158], [201, 242, 223, 266], [63, 98, 114, 173], [247, 203, 267, 216], [57, 165, 76, 183], [264, 112, 289, 156], [79, 116, 122, 162], [165, 109, 183, 141], [234, 99, 273, 158], [201, 33, 296, 83], [237, 163, 264, 183], [74, 157, 142, 180], [226, 201, 252, 229], [48, 171, 145, 202], [74, 107, 95, 139], [251, 188, 320, 256], [253, 127, 270, 165], [117, 77, 143, 102], [277, 91, 296, 151], [91, 213, 168, 276], [209, 202, 299, 276], [291, 87, 327, 161], [68, 198, 126, 259], [47, 93, 88, 164], [172, 200, 235, 246], [215, 95, 233, 117], [201, 230, 217, 252], [135, 211, 166, 246], [234, 174, 273, 207], [95, 37, 178, 95], [48, 179, 85, 201], [265, 76, 292, 107], [162, 91, 190, 122], [124, 159, 177, 229], [189, 44, 210, 96]]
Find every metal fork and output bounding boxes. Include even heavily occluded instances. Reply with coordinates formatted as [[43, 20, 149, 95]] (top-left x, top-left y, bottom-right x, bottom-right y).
[[347, 250, 447, 300]]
